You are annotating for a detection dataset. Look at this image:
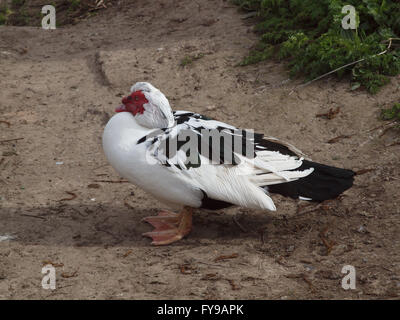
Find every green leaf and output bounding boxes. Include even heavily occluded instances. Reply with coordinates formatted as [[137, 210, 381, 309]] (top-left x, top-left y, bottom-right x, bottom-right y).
[[351, 82, 361, 90]]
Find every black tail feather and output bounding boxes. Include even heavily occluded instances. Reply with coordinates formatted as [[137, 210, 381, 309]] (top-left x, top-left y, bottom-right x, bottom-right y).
[[267, 160, 355, 202]]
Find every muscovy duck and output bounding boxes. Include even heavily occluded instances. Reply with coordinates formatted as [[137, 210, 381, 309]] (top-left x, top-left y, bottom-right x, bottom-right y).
[[102, 82, 354, 245]]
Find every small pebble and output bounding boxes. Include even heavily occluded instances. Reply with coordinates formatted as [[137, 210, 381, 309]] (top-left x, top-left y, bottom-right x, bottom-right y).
[[304, 265, 314, 272], [358, 225, 366, 233], [88, 184, 100, 189], [287, 245, 295, 252], [206, 105, 218, 111], [0, 234, 16, 242]]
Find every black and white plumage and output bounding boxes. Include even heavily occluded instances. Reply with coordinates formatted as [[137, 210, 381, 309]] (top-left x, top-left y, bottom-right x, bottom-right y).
[[102, 82, 354, 244]]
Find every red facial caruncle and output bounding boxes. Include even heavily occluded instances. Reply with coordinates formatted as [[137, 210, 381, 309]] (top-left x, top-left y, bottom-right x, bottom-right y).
[[115, 90, 149, 115]]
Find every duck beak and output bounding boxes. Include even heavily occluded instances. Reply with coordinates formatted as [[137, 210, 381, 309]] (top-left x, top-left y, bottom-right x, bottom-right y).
[[115, 104, 127, 112]]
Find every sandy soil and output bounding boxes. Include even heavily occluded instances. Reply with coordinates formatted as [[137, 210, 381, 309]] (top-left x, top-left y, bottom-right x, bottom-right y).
[[0, 0, 399, 299]]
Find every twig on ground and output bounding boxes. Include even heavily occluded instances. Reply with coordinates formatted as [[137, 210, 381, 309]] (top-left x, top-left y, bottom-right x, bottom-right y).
[[289, 38, 398, 95], [232, 215, 247, 232], [42, 261, 64, 267], [201, 273, 218, 280], [387, 141, 400, 147], [58, 191, 77, 202], [20, 213, 47, 220], [327, 135, 352, 144], [316, 107, 340, 120], [319, 227, 336, 255], [93, 179, 129, 183], [179, 263, 196, 274], [214, 253, 239, 262], [122, 250, 133, 258], [226, 279, 240, 290], [368, 120, 397, 132], [0, 137, 24, 143], [0, 120, 11, 127], [61, 270, 78, 278], [355, 168, 375, 175]]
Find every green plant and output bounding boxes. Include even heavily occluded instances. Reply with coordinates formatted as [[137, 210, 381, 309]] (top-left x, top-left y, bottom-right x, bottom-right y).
[[180, 53, 205, 67], [234, 0, 400, 94], [69, 0, 81, 11], [11, 7, 30, 25], [0, 5, 12, 25], [381, 102, 400, 122]]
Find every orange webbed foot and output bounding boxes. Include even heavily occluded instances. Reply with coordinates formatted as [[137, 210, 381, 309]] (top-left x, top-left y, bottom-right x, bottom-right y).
[[142, 207, 193, 245]]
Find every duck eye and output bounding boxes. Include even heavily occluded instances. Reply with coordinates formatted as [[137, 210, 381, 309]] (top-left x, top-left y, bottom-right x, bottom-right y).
[[135, 96, 140, 101], [127, 96, 132, 101]]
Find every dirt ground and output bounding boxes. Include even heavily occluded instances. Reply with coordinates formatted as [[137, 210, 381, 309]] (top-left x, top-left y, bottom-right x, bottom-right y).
[[0, 0, 399, 300]]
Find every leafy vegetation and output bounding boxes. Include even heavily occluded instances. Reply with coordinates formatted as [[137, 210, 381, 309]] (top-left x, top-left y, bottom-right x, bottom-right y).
[[180, 53, 205, 67], [234, 0, 400, 93], [0, 4, 12, 25], [68, 0, 81, 12], [381, 102, 400, 122], [0, 0, 30, 26]]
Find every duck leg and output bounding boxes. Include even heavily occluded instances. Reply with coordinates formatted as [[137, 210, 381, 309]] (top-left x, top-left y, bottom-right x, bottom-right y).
[[142, 206, 193, 245]]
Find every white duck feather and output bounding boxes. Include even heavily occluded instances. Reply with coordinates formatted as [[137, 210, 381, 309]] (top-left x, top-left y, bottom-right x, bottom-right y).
[[102, 82, 314, 211]]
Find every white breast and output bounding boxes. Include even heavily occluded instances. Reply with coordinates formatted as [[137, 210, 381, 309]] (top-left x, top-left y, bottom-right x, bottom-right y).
[[102, 112, 203, 209]]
